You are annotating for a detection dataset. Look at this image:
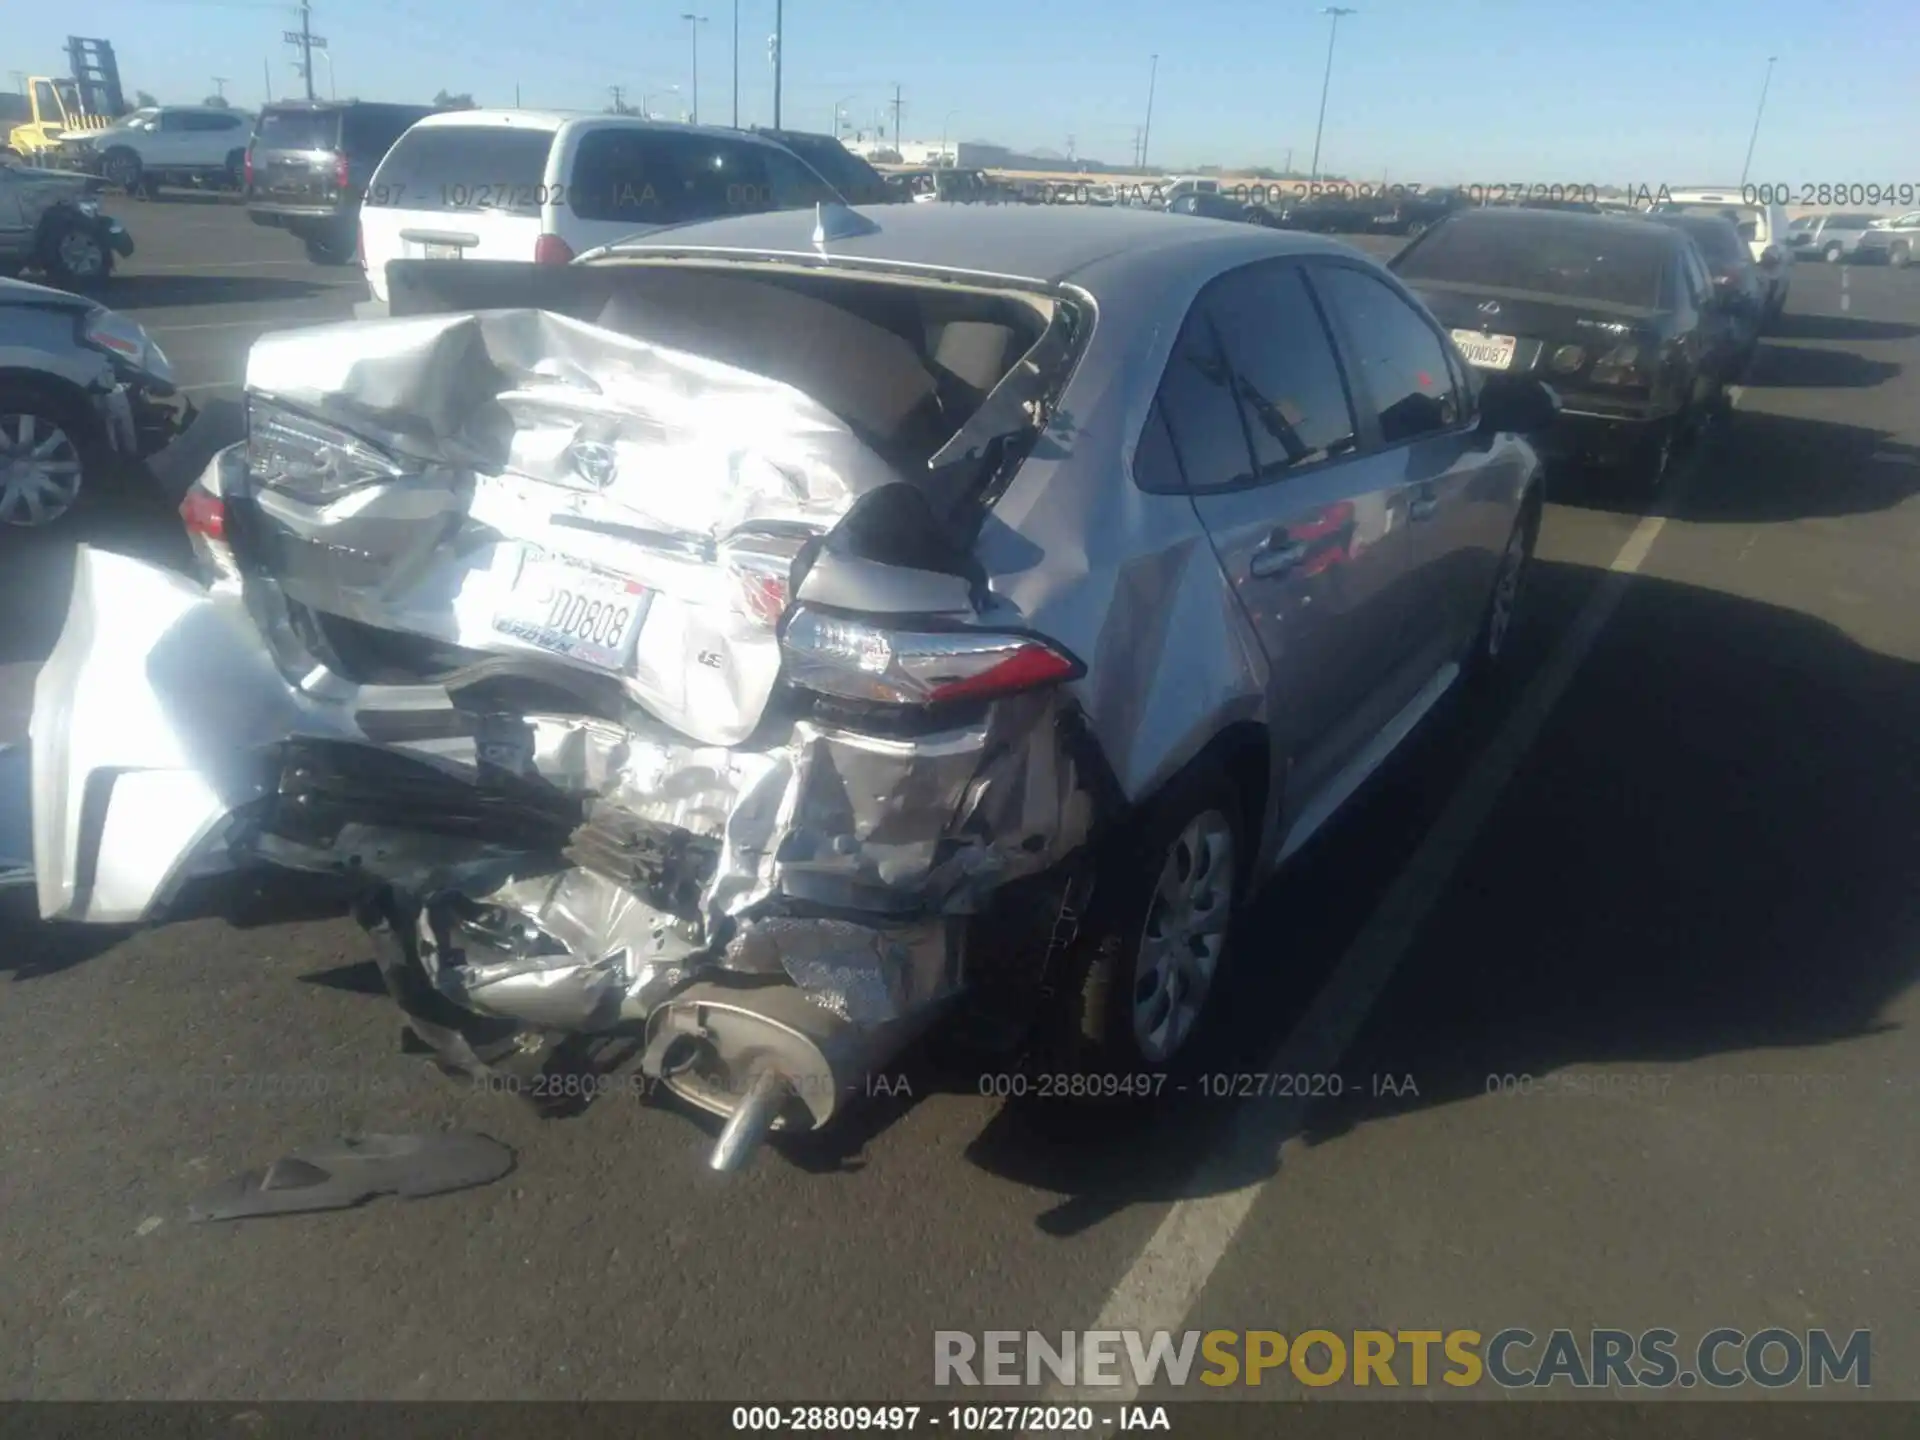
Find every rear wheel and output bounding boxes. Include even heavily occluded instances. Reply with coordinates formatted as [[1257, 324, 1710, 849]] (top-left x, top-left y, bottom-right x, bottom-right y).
[[1891, 243, 1912, 270], [224, 148, 246, 191], [303, 227, 355, 265], [1046, 761, 1247, 1081], [101, 147, 142, 194], [1823, 242, 1844, 263], [1464, 500, 1538, 682]]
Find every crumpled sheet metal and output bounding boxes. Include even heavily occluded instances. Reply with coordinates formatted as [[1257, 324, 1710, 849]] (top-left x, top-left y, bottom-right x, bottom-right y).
[[723, 916, 958, 1025], [418, 866, 705, 1028], [242, 312, 904, 748], [245, 309, 901, 542]]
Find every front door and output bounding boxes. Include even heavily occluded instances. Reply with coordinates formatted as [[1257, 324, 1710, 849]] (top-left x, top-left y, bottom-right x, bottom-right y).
[[1154, 258, 1422, 813]]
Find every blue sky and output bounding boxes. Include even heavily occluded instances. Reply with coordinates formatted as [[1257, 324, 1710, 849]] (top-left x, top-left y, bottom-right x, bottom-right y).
[[12, 0, 1918, 177]]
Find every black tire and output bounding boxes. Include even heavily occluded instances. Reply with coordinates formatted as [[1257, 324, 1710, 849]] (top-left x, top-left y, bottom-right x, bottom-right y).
[[1822, 242, 1843, 264], [41, 219, 112, 288], [1891, 243, 1911, 270], [303, 228, 356, 265], [1463, 496, 1539, 683], [225, 148, 246, 191], [1044, 760, 1249, 1080], [0, 381, 110, 529], [101, 147, 142, 194]]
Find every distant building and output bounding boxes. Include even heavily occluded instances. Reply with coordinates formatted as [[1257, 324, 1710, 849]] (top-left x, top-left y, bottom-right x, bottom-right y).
[[846, 137, 1145, 173]]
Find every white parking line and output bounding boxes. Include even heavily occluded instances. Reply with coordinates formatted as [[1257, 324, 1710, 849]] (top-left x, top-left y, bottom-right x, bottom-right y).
[[1842, 267, 1851, 312], [1044, 495, 1686, 1410]]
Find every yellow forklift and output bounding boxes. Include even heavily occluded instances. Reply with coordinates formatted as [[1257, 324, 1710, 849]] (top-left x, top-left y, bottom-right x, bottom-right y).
[[3, 40, 126, 165]]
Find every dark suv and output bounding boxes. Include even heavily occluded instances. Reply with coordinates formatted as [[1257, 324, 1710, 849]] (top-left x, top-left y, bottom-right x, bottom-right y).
[[748, 128, 898, 205], [246, 100, 436, 264]]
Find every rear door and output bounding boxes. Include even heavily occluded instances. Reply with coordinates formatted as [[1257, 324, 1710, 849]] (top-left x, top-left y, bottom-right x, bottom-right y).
[[1308, 259, 1515, 668], [1158, 258, 1421, 809], [360, 119, 557, 300], [250, 106, 343, 207]]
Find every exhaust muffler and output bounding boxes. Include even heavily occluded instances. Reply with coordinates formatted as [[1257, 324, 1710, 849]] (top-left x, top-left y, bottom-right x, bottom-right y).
[[640, 981, 941, 1172]]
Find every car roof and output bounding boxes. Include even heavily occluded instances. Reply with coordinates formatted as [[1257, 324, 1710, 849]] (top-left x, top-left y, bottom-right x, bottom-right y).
[[406, 110, 799, 149], [591, 202, 1367, 290]]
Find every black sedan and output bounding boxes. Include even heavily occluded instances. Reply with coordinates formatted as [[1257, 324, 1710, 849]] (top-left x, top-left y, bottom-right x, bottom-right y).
[[1391, 207, 1745, 492], [1271, 190, 1385, 233]]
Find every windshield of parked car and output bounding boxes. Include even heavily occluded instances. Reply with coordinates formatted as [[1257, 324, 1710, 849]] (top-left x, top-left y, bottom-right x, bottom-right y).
[[1660, 202, 1764, 235], [1395, 215, 1670, 307]]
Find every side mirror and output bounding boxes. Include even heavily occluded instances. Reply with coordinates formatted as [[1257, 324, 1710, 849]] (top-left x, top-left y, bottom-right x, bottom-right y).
[[1479, 373, 1560, 435]]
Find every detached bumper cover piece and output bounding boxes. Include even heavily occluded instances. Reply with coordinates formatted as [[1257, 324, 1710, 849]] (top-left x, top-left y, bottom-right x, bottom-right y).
[[186, 1132, 515, 1221]]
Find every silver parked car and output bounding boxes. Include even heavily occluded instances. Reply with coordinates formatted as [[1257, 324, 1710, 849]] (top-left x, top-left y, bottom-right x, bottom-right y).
[[12, 205, 1555, 1169], [0, 276, 185, 527], [1787, 212, 1880, 263], [1853, 209, 1920, 268]]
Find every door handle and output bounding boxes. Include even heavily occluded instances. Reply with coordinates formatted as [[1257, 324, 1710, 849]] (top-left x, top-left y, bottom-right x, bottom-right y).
[[1248, 540, 1309, 578], [1408, 495, 1440, 522]]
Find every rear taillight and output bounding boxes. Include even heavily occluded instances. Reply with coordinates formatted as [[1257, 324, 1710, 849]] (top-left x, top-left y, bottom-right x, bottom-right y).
[[333, 151, 350, 191], [180, 487, 226, 542], [1590, 343, 1649, 388], [243, 148, 253, 188], [533, 233, 575, 265], [780, 607, 1082, 707]]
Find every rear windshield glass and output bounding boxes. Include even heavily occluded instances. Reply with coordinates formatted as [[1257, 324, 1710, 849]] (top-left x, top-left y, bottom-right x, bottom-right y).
[[1661, 202, 1764, 235], [765, 134, 869, 192], [367, 125, 555, 213], [1396, 218, 1670, 307], [255, 108, 340, 150], [567, 129, 795, 224], [1668, 218, 1746, 267]]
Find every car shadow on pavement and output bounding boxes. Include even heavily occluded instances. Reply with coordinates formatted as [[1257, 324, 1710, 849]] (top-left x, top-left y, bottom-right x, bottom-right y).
[[1556, 408, 1920, 525], [962, 562, 1920, 1229], [1763, 312, 1920, 343], [1743, 341, 1900, 390], [1292, 563, 1920, 1149], [103, 274, 352, 310], [0, 890, 139, 979]]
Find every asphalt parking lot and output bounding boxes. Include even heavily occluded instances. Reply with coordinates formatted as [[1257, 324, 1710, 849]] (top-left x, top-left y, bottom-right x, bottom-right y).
[[3, 197, 1919, 1403]]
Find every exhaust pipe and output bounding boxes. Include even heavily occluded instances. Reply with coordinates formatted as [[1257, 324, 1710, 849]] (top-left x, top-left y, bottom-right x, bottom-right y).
[[641, 981, 942, 1172]]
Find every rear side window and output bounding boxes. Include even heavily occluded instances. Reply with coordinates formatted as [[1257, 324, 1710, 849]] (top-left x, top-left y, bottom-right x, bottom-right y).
[[367, 125, 555, 213], [1205, 261, 1358, 476], [255, 108, 339, 150], [183, 112, 245, 132], [1151, 305, 1256, 493], [567, 129, 823, 224], [1310, 266, 1460, 444]]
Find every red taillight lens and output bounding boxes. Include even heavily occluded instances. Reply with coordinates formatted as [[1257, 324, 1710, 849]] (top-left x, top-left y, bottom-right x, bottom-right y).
[[179, 487, 227, 543], [780, 606, 1083, 706], [533, 233, 575, 265], [334, 151, 349, 191]]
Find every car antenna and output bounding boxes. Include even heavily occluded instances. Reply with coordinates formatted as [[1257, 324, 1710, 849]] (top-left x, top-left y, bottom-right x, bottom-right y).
[[813, 201, 881, 251]]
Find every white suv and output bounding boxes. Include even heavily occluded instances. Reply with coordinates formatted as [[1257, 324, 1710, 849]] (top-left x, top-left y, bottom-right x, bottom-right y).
[[355, 111, 842, 316], [1657, 188, 1793, 324], [75, 105, 255, 195]]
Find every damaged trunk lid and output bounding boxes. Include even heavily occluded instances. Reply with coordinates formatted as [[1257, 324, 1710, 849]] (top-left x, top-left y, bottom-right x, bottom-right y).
[[226, 255, 1077, 748]]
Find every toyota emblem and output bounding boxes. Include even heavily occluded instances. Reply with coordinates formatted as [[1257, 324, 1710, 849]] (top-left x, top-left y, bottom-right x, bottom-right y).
[[565, 440, 619, 489]]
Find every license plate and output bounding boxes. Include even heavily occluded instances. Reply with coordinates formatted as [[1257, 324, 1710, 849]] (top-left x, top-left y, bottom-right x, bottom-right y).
[[492, 550, 650, 671], [1451, 329, 1518, 370], [423, 243, 462, 260]]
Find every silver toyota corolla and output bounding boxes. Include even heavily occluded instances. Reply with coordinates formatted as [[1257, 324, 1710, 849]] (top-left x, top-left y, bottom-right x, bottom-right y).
[[8, 203, 1557, 1169]]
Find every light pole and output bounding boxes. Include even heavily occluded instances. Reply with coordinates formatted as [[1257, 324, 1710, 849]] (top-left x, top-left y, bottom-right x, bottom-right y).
[[1309, 6, 1356, 182], [680, 13, 708, 124], [1738, 55, 1778, 189], [1140, 53, 1157, 174], [940, 110, 958, 164], [771, 0, 783, 129]]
